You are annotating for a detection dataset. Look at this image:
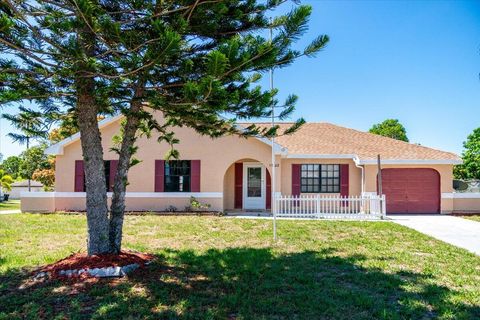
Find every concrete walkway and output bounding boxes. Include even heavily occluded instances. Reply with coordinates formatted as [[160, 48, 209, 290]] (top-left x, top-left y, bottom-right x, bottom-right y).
[[0, 209, 21, 215], [390, 215, 480, 255]]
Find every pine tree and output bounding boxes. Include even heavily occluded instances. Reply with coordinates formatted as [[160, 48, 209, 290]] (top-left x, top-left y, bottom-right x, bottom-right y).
[[0, 0, 328, 254], [2, 106, 48, 190]]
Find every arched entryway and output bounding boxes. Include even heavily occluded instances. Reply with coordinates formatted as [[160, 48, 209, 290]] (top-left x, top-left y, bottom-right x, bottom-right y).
[[223, 159, 271, 211]]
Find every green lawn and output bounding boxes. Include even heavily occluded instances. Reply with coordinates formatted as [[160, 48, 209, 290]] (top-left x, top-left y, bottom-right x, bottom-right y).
[[0, 214, 479, 319], [0, 199, 20, 211]]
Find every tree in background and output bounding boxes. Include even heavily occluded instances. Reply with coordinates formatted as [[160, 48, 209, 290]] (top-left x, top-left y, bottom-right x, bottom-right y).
[[369, 119, 409, 142], [2, 107, 49, 190], [32, 157, 55, 191], [0, 169, 14, 193], [1, 1, 328, 255], [454, 127, 480, 180], [0, 149, 54, 188], [48, 115, 79, 144], [48, 113, 105, 144], [1, 156, 22, 179], [2, 106, 49, 147], [19, 145, 50, 183]]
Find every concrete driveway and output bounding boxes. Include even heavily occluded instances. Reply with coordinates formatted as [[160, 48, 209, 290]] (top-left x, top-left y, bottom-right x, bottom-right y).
[[390, 215, 480, 255]]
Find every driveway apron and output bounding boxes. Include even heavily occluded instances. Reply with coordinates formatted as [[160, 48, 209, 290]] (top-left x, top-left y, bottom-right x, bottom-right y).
[[391, 215, 480, 255]]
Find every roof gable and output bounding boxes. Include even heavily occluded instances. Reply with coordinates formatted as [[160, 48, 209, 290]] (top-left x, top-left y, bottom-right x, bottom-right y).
[[45, 114, 286, 156], [45, 114, 124, 155]]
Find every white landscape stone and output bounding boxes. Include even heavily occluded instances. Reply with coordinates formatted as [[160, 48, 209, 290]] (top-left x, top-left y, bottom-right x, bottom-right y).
[[34, 260, 150, 280], [34, 271, 49, 279], [121, 263, 140, 275]]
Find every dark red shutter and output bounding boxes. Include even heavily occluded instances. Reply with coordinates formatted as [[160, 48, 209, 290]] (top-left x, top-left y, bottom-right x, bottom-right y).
[[340, 164, 349, 197], [234, 163, 243, 209], [291, 164, 301, 196], [191, 160, 201, 192], [155, 160, 165, 192], [109, 160, 118, 192], [266, 169, 272, 209], [74, 160, 85, 192]]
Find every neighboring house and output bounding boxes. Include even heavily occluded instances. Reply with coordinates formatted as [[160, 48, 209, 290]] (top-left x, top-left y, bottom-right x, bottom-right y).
[[10, 180, 43, 199], [20, 112, 477, 214]]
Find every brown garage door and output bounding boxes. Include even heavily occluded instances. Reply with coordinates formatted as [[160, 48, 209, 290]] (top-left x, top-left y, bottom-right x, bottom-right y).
[[382, 168, 440, 214]]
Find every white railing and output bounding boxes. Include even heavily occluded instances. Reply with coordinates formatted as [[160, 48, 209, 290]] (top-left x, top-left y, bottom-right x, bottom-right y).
[[274, 194, 386, 220]]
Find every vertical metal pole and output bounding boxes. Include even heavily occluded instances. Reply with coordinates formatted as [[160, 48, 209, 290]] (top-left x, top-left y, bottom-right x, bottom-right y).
[[377, 154, 383, 215], [27, 137, 31, 192], [270, 20, 277, 241], [0, 113, 2, 201]]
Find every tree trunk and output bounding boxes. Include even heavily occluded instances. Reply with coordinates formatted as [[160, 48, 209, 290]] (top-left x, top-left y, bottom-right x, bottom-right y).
[[77, 98, 110, 255], [109, 96, 144, 253], [75, 25, 110, 256]]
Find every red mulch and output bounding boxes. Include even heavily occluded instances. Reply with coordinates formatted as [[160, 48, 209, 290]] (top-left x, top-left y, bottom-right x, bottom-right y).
[[37, 250, 154, 278]]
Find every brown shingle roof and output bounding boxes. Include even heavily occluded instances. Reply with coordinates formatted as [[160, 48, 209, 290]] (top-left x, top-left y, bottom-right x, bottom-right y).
[[241, 122, 460, 162]]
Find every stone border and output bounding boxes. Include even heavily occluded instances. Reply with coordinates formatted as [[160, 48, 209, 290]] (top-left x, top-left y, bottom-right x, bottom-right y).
[[34, 262, 149, 280]]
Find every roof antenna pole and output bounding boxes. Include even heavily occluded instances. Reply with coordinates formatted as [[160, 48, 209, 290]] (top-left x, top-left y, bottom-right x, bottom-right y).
[[377, 154, 384, 216], [270, 18, 277, 242], [377, 154, 383, 196]]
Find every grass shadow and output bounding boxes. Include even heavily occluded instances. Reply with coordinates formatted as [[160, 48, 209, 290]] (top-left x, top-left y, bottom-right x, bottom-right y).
[[0, 247, 479, 319]]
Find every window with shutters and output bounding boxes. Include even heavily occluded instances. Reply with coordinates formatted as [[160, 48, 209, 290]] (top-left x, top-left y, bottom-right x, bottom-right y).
[[165, 160, 191, 192], [75, 160, 114, 192], [104, 160, 111, 192], [300, 164, 340, 193]]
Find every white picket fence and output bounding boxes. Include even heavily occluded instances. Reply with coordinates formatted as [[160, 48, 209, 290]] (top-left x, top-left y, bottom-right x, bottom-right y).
[[274, 194, 386, 220]]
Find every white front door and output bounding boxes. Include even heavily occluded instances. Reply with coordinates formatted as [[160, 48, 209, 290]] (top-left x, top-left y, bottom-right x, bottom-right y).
[[243, 163, 266, 210]]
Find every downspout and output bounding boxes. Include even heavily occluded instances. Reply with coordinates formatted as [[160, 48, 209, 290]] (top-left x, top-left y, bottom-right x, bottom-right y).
[[353, 156, 366, 214], [353, 156, 365, 195]]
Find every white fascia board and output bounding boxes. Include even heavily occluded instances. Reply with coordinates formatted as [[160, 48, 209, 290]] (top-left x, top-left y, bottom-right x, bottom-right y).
[[358, 159, 462, 165], [283, 155, 461, 166], [232, 124, 288, 155], [257, 136, 288, 155], [45, 114, 124, 155]]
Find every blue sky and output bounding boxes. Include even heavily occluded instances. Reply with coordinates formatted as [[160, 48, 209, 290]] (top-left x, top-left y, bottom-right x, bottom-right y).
[[0, 0, 479, 158]]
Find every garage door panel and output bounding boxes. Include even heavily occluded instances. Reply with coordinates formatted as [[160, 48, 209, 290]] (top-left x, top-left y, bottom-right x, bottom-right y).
[[382, 168, 440, 214], [409, 201, 438, 214]]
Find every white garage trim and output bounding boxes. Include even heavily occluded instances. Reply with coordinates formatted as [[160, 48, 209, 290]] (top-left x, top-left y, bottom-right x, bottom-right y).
[[442, 193, 480, 199]]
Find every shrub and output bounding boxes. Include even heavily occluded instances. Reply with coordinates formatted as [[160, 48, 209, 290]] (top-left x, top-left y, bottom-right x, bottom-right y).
[[189, 196, 211, 212]]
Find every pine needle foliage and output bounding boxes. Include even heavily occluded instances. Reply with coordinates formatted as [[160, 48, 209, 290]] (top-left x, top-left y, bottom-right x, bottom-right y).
[[0, 0, 329, 254]]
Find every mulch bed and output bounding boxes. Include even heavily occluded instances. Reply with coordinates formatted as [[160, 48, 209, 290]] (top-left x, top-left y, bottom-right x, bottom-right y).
[[36, 250, 154, 279]]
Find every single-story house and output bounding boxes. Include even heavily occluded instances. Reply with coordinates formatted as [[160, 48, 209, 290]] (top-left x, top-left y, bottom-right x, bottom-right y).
[[9, 180, 44, 199], [20, 112, 479, 214]]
